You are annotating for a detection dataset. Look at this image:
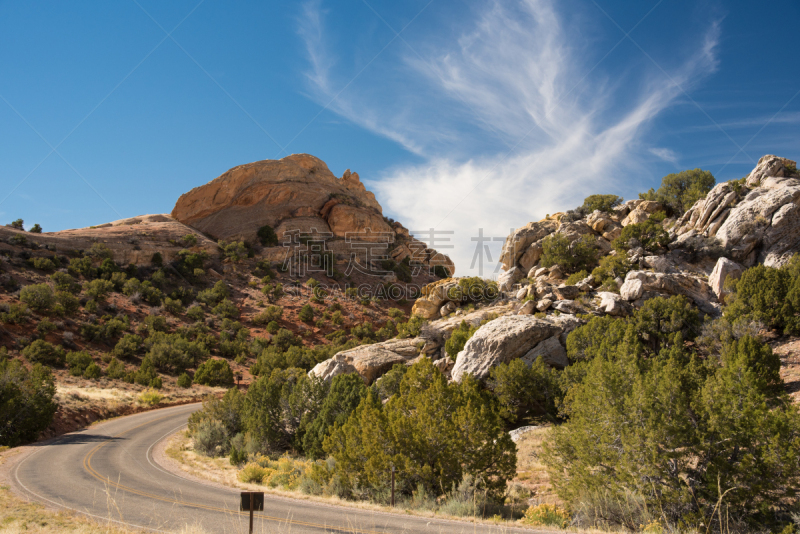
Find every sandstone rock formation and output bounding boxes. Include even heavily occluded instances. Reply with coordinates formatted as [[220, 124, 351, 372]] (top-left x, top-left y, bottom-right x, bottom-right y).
[[172, 155, 383, 241], [411, 278, 459, 319], [310, 303, 517, 384], [313, 153, 799, 389], [621, 270, 718, 314], [621, 200, 663, 226], [172, 153, 454, 276], [499, 220, 557, 271]]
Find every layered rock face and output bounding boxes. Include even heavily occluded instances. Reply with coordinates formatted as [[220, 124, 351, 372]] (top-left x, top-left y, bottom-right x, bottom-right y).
[[173, 154, 384, 241], [671, 155, 800, 267], [172, 153, 454, 275]]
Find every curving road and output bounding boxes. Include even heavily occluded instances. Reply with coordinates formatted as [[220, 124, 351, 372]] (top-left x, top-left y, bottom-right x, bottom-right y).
[[13, 403, 537, 534]]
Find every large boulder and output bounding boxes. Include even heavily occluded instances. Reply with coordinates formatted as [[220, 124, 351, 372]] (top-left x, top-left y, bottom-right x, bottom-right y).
[[310, 338, 421, 384], [518, 243, 544, 272], [586, 210, 615, 233], [553, 300, 583, 314], [596, 291, 632, 316], [520, 336, 568, 369], [620, 279, 644, 301], [553, 285, 580, 300], [309, 358, 358, 382], [708, 257, 744, 299], [451, 316, 561, 382], [557, 220, 594, 241], [621, 201, 663, 226], [326, 204, 393, 239], [170, 154, 456, 275]]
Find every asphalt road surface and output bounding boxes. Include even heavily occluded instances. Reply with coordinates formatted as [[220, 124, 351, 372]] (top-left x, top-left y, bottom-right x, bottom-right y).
[[13, 403, 539, 534]]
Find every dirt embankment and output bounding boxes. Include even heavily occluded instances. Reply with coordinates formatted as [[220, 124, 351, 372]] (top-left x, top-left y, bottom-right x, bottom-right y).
[[41, 379, 226, 440]]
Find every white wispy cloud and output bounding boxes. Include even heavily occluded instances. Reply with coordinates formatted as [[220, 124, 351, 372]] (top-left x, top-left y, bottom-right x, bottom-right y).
[[649, 147, 680, 164], [297, 0, 720, 276]]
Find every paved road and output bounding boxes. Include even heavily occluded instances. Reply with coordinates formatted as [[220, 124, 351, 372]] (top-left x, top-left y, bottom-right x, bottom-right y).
[[13, 403, 536, 534]]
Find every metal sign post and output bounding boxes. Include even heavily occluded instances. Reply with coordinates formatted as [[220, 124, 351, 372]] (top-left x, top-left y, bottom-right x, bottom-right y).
[[240, 491, 264, 534], [391, 465, 395, 507]]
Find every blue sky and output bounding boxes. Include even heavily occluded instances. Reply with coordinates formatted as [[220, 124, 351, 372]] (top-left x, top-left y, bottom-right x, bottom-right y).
[[1, 0, 798, 275]]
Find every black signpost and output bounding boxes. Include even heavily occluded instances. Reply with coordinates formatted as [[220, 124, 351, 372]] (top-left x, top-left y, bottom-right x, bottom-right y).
[[240, 491, 264, 534]]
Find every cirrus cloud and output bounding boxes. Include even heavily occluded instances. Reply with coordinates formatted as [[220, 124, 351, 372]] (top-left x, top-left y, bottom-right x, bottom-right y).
[[298, 0, 720, 276]]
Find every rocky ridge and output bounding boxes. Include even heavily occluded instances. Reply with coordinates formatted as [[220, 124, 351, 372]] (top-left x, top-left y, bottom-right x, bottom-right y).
[[3, 154, 454, 282], [310, 154, 800, 386]]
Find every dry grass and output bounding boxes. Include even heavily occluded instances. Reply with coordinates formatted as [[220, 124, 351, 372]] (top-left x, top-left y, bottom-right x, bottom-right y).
[[163, 430, 568, 531], [510, 426, 560, 506], [772, 336, 800, 403], [43, 382, 223, 441], [0, 483, 139, 534], [0, 483, 313, 534], [55, 384, 217, 410]]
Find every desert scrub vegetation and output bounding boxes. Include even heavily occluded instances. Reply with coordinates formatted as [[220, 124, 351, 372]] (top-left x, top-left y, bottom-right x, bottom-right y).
[[253, 305, 282, 325], [564, 269, 589, 285], [194, 358, 233, 386], [22, 340, 66, 366], [581, 193, 622, 213], [724, 253, 800, 334], [612, 211, 671, 253], [396, 314, 426, 339], [444, 276, 499, 303], [545, 293, 800, 531], [488, 358, 561, 425], [19, 283, 54, 312], [187, 359, 516, 514], [539, 233, 598, 274], [444, 320, 478, 358], [0, 357, 57, 446], [137, 388, 163, 406], [219, 240, 249, 262], [257, 224, 279, 247], [591, 253, 633, 290], [639, 167, 715, 215]]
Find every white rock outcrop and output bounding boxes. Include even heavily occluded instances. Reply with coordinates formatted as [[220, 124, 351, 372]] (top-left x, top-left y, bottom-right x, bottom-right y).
[[309, 338, 421, 384], [451, 316, 561, 382], [708, 257, 744, 299], [620, 279, 644, 301], [623, 270, 718, 314], [596, 291, 632, 316], [672, 155, 800, 267]]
